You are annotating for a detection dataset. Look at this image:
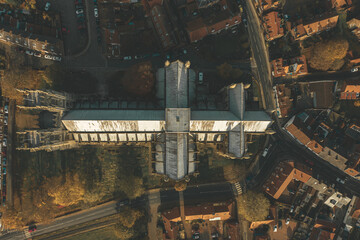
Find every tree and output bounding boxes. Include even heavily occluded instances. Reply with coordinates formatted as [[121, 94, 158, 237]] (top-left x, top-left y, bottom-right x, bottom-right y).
[[308, 38, 349, 71], [237, 191, 270, 222], [44, 173, 85, 206], [117, 206, 143, 228], [119, 175, 145, 199], [113, 224, 135, 239], [174, 181, 187, 192], [121, 61, 155, 96], [216, 63, 243, 82], [223, 162, 246, 182], [354, 101, 360, 107]]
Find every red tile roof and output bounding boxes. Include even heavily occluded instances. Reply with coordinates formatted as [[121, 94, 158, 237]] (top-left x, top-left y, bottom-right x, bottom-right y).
[[292, 15, 339, 40], [263, 161, 312, 199], [263, 11, 284, 41], [275, 84, 293, 118], [340, 80, 360, 100], [271, 55, 308, 78]]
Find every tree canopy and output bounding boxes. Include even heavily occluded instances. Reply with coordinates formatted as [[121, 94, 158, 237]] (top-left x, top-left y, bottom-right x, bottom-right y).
[[113, 207, 144, 239], [308, 38, 349, 71], [217, 63, 243, 82], [44, 173, 85, 207], [237, 191, 270, 222]]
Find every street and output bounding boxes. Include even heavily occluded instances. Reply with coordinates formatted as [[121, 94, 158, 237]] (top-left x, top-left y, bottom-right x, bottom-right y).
[[0, 183, 233, 240], [244, 0, 275, 111]]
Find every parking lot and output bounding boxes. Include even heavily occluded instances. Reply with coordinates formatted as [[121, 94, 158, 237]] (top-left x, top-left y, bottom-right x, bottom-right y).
[[37, 0, 88, 56], [0, 98, 9, 207]]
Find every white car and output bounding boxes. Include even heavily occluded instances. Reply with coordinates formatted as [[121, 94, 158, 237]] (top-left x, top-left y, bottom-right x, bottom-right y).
[[94, 8, 98, 18], [45, 2, 51, 11], [285, 218, 290, 225], [351, 67, 359, 72], [273, 225, 277, 232], [44, 54, 52, 60], [336, 177, 345, 184], [76, 9, 84, 15], [25, 50, 34, 56], [123, 56, 132, 60], [54, 56, 62, 62]]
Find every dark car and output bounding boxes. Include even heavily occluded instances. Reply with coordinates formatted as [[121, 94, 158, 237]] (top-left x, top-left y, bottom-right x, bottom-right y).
[[116, 199, 130, 207], [192, 232, 200, 240], [28, 225, 37, 233]]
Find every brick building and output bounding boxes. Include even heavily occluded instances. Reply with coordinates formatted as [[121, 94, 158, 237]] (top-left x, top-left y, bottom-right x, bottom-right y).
[[271, 55, 308, 78]]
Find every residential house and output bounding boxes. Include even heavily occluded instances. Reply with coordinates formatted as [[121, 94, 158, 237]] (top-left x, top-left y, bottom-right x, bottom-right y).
[[273, 84, 293, 118], [347, 18, 360, 41], [149, 4, 177, 49], [254, 0, 280, 15], [162, 202, 233, 239], [291, 15, 339, 41], [262, 161, 312, 199], [339, 79, 360, 100], [284, 113, 360, 178], [309, 220, 337, 240], [271, 55, 308, 78], [104, 28, 121, 58], [263, 11, 284, 41], [185, 0, 241, 42], [299, 81, 336, 109], [331, 0, 352, 10], [0, 14, 63, 55]]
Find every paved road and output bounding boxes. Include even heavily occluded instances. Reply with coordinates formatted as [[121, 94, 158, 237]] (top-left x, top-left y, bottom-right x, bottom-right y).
[[244, 0, 275, 111], [0, 183, 233, 240], [274, 71, 360, 84]]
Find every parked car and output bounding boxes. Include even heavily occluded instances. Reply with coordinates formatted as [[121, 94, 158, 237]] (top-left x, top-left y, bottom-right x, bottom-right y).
[[34, 51, 41, 58], [76, 9, 84, 14], [4, 105, 8, 114], [116, 199, 129, 207], [123, 56, 132, 60], [2, 167, 5, 174], [3, 119, 7, 125], [2, 138, 6, 147], [273, 225, 277, 232], [45, 2, 51, 11], [44, 54, 52, 60], [54, 56, 62, 62], [198, 72, 203, 84], [25, 50, 34, 56], [94, 7, 98, 17], [336, 177, 345, 184], [351, 67, 359, 72], [75, 0, 83, 4], [285, 218, 290, 225]]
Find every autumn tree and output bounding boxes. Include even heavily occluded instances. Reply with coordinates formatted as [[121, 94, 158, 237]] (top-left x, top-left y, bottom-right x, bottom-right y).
[[121, 61, 155, 96], [223, 162, 246, 182], [308, 38, 349, 71], [174, 181, 187, 192], [117, 206, 143, 228], [113, 224, 135, 239], [44, 173, 85, 207], [217, 63, 243, 82], [113, 207, 143, 239], [354, 101, 360, 107], [237, 191, 270, 222], [20, 0, 36, 10]]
